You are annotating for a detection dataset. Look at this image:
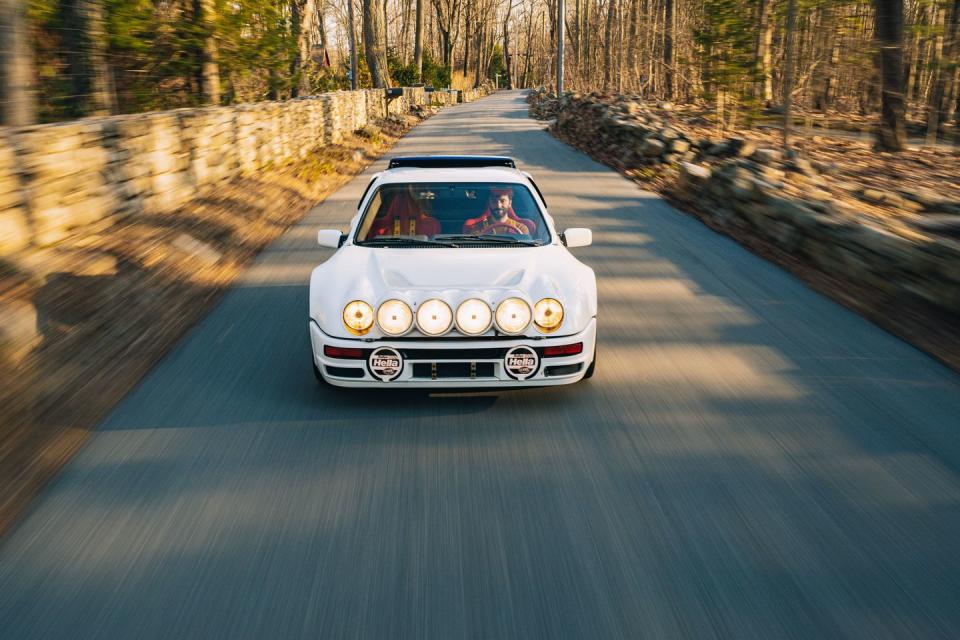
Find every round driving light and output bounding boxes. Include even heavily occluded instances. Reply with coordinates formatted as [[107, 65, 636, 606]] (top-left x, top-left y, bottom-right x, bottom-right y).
[[416, 299, 453, 335], [377, 299, 413, 335], [455, 298, 493, 335], [534, 298, 564, 333], [495, 297, 532, 335], [342, 300, 374, 335]]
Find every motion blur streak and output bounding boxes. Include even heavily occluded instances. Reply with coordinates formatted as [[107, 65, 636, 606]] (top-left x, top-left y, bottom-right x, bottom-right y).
[[2, 92, 960, 639]]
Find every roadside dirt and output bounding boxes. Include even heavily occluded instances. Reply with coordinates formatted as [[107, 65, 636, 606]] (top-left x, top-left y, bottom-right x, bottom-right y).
[[0, 112, 429, 535]]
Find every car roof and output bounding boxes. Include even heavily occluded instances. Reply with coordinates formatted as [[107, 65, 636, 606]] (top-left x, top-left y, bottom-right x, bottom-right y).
[[376, 166, 528, 185]]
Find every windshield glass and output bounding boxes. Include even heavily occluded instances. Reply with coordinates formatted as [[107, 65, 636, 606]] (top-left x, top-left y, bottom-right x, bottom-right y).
[[355, 182, 550, 246]]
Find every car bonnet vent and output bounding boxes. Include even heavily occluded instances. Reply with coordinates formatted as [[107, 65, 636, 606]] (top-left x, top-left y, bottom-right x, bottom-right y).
[[387, 156, 517, 169]]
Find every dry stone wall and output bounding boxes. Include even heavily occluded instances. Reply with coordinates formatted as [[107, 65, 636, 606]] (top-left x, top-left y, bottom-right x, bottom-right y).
[[528, 88, 960, 316], [0, 86, 492, 258]]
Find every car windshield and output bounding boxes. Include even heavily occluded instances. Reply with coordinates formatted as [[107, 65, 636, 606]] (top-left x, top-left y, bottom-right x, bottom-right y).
[[355, 182, 550, 246]]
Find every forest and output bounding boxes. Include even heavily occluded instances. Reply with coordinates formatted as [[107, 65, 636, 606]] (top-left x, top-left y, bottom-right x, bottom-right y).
[[0, 0, 957, 150]]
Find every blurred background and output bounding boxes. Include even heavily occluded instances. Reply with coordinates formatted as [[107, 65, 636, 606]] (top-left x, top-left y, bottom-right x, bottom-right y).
[[0, 0, 958, 533], [0, 0, 954, 146]]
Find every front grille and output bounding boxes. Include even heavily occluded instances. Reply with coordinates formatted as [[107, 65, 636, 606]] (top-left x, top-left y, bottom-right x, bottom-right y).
[[400, 347, 509, 361], [412, 362, 496, 379]]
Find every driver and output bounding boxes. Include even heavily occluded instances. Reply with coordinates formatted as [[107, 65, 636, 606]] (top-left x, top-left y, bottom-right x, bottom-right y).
[[368, 189, 441, 238], [462, 187, 537, 236]]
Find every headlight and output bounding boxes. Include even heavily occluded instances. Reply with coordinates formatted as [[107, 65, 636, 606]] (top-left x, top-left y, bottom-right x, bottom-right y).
[[455, 298, 493, 335], [416, 299, 453, 335], [342, 300, 374, 335], [534, 298, 564, 333], [495, 297, 531, 334], [377, 299, 413, 335]]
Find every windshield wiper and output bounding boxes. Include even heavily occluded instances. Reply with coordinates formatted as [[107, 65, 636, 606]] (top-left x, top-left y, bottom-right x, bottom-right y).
[[360, 236, 459, 248], [437, 234, 542, 246]]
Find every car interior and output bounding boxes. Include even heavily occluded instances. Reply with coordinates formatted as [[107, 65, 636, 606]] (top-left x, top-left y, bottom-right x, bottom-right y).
[[359, 182, 545, 240]]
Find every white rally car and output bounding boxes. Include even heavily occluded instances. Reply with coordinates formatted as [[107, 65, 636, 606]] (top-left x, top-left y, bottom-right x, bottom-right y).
[[309, 156, 596, 388]]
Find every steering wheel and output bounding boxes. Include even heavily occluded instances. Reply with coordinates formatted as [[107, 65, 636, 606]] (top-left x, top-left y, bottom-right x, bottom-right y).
[[481, 222, 527, 236]]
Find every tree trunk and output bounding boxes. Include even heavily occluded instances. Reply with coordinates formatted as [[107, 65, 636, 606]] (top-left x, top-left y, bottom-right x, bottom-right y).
[[875, 0, 907, 150], [87, 0, 117, 113], [463, 1, 472, 77], [347, 0, 358, 89], [604, 0, 616, 90], [663, 0, 673, 100], [521, 6, 535, 87], [815, 10, 841, 111], [474, 22, 484, 87], [929, 0, 959, 139], [414, 0, 424, 81], [582, 0, 590, 81], [190, 0, 220, 105], [782, 0, 797, 147], [318, 0, 327, 50], [626, 0, 639, 91], [757, 0, 774, 104], [294, 0, 319, 95], [363, 0, 390, 87], [504, 0, 514, 89], [0, 0, 34, 125]]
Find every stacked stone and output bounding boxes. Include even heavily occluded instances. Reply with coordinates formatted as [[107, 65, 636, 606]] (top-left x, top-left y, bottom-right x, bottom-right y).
[[11, 120, 120, 245], [0, 133, 29, 253], [676, 152, 960, 312], [531, 88, 960, 315], [546, 92, 697, 168], [0, 85, 449, 262]]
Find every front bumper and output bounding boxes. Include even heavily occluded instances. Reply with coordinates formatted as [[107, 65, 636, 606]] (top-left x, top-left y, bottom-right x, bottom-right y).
[[310, 318, 596, 388]]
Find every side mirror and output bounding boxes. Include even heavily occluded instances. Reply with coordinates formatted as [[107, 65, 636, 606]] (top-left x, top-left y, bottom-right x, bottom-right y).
[[562, 228, 592, 248], [318, 229, 345, 248]]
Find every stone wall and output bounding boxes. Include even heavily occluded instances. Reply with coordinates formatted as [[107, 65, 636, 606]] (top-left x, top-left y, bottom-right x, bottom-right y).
[[528, 88, 960, 316], [0, 85, 493, 258]]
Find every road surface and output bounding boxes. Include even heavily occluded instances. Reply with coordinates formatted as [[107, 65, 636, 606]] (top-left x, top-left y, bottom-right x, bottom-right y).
[[2, 91, 960, 639]]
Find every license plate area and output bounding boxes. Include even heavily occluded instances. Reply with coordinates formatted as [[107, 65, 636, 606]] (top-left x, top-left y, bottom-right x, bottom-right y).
[[411, 362, 496, 379]]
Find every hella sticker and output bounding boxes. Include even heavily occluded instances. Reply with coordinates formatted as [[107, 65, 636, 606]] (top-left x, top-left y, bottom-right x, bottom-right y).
[[368, 347, 403, 382], [503, 346, 539, 380]]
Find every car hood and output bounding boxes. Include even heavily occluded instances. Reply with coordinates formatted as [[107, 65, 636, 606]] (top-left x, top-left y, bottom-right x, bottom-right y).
[[310, 245, 596, 339]]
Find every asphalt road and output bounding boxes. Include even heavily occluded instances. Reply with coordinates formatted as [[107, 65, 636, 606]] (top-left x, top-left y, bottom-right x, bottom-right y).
[[3, 91, 960, 639]]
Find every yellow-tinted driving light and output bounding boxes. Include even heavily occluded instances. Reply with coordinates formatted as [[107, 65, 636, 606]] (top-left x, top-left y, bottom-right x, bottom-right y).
[[377, 299, 413, 335], [342, 300, 374, 335], [534, 298, 564, 333], [495, 297, 531, 335], [416, 299, 453, 335], [455, 298, 493, 335]]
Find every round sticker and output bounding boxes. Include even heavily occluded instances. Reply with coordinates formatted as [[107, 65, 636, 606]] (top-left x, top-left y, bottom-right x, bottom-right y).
[[503, 346, 539, 381], [368, 347, 403, 382]]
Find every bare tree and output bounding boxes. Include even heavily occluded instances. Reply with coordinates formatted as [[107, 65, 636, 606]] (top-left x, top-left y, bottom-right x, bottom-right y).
[[364, 0, 390, 87], [664, 0, 674, 100], [0, 0, 34, 125], [874, 0, 907, 150], [197, 0, 220, 105], [782, 0, 797, 147], [928, 0, 959, 140], [756, 0, 774, 104], [503, 0, 514, 89], [414, 0, 425, 80]]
